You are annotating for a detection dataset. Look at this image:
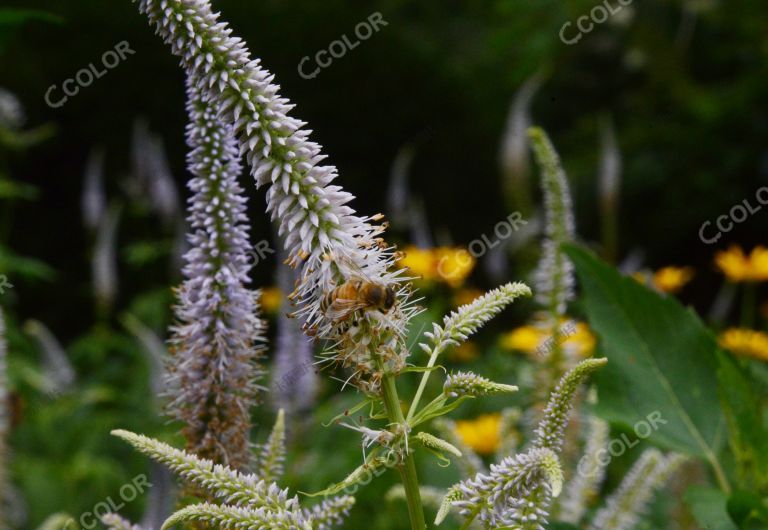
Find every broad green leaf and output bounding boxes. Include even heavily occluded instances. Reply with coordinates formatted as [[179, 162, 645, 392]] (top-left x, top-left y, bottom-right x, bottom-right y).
[[717, 352, 768, 490], [564, 245, 728, 486], [685, 486, 738, 530]]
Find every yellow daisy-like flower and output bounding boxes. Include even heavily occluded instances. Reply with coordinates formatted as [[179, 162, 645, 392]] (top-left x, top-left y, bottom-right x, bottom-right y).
[[500, 325, 545, 354], [397, 246, 476, 287], [652, 266, 695, 294], [501, 320, 595, 358], [455, 413, 501, 455], [448, 341, 480, 363], [434, 247, 475, 287], [715, 246, 768, 283], [398, 246, 438, 281], [259, 286, 283, 314], [719, 328, 768, 361]]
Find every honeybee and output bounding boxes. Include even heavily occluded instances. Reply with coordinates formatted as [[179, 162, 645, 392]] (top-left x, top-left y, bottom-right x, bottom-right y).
[[321, 278, 396, 322]]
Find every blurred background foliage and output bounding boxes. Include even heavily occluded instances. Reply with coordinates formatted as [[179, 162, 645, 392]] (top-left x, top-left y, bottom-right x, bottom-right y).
[[0, 0, 767, 528]]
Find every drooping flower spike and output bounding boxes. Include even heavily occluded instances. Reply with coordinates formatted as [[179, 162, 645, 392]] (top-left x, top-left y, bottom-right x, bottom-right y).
[[134, 0, 419, 394]]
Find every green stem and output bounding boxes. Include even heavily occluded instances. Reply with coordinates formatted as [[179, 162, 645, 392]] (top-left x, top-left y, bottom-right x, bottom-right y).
[[379, 365, 426, 530], [741, 282, 756, 329], [406, 345, 443, 424]]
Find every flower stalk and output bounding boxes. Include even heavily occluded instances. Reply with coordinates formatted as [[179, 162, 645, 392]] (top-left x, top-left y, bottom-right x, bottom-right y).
[[376, 353, 426, 530]]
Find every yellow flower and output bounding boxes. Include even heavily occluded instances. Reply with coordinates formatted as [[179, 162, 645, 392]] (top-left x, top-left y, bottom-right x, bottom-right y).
[[397, 246, 476, 287], [719, 328, 768, 361], [500, 325, 545, 354], [434, 247, 475, 287], [448, 341, 480, 362], [398, 246, 437, 281], [455, 413, 501, 455], [715, 246, 768, 283], [501, 320, 596, 358], [652, 266, 695, 294], [259, 287, 283, 314], [562, 322, 596, 358], [453, 288, 484, 307]]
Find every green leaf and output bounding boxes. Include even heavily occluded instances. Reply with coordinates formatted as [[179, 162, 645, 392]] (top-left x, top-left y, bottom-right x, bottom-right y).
[[302, 452, 388, 497], [685, 486, 738, 530], [727, 491, 768, 529], [717, 351, 768, 490], [564, 244, 729, 489], [409, 395, 472, 428], [0, 245, 55, 281], [398, 364, 445, 375], [322, 398, 375, 427]]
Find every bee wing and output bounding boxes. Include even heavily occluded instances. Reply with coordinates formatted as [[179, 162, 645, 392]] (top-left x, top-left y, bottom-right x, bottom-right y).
[[325, 297, 369, 321], [333, 254, 375, 282]]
